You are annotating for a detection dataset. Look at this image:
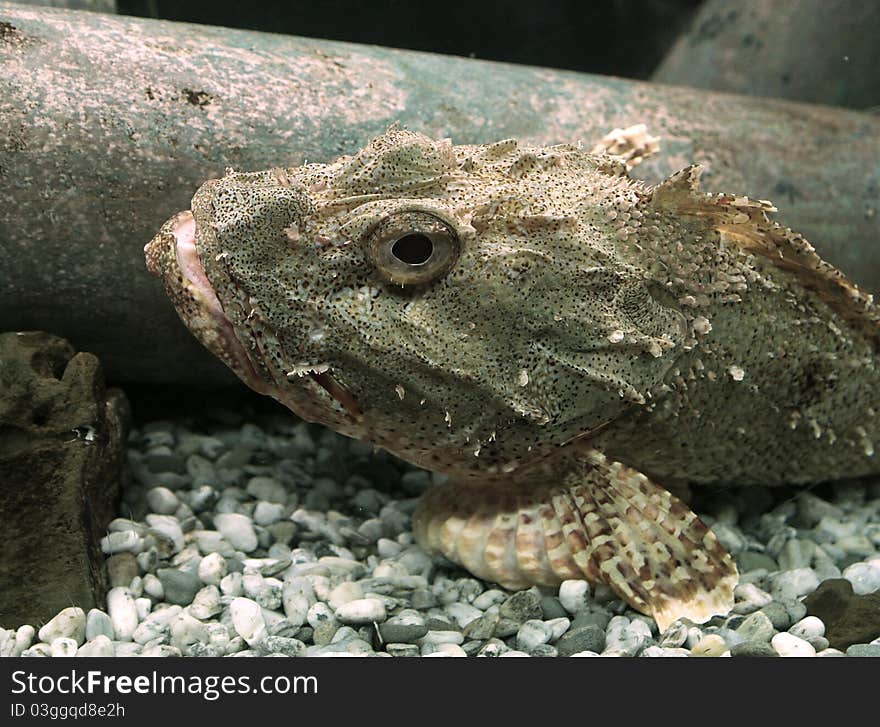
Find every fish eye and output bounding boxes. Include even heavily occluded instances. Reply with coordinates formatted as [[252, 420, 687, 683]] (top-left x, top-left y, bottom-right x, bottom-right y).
[[367, 211, 460, 286]]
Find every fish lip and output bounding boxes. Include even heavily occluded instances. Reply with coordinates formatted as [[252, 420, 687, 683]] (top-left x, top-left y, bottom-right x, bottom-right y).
[[148, 209, 272, 395]]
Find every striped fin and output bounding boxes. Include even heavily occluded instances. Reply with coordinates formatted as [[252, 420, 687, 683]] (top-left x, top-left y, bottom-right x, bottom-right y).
[[413, 451, 737, 632]]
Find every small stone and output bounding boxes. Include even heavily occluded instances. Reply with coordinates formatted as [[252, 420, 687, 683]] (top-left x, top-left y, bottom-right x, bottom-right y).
[[445, 602, 483, 628], [556, 624, 606, 657], [789, 615, 825, 639], [386, 643, 420, 657], [143, 574, 164, 600], [730, 641, 779, 657], [146, 514, 185, 553], [328, 581, 364, 611], [842, 560, 880, 596], [378, 622, 429, 644], [545, 617, 571, 641], [732, 582, 773, 614], [198, 552, 228, 586], [807, 636, 830, 651], [558, 580, 591, 614], [261, 635, 306, 656], [38, 607, 86, 645], [530, 644, 559, 657], [156, 567, 201, 606], [146, 486, 180, 515], [214, 513, 259, 553], [516, 620, 553, 652], [472, 589, 507, 611], [312, 621, 339, 646], [168, 612, 209, 651], [77, 635, 115, 657], [246, 476, 288, 504], [735, 611, 776, 643], [691, 634, 728, 657], [106, 552, 140, 588], [499, 590, 543, 623], [50, 637, 79, 657], [85, 610, 114, 643], [230, 597, 267, 646], [107, 588, 138, 641], [845, 644, 880, 657], [135, 598, 152, 621], [101, 530, 143, 555], [190, 585, 222, 620], [253, 501, 285, 526], [540, 596, 568, 620], [771, 632, 816, 657], [220, 571, 243, 597], [658, 621, 689, 648], [420, 630, 465, 646], [463, 612, 500, 641], [640, 646, 691, 657], [759, 602, 793, 631], [767, 567, 820, 601], [335, 598, 387, 625]]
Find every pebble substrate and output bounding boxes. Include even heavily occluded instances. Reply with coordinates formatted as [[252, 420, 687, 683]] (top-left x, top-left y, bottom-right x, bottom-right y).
[[4, 406, 880, 658]]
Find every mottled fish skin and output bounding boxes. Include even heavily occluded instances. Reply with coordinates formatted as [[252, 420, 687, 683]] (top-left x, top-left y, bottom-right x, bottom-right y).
[[145, 127, 880, 629]]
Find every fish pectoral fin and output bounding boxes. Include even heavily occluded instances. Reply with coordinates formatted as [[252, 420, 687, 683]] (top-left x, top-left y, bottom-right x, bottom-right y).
[[412, 451, 737, 633]]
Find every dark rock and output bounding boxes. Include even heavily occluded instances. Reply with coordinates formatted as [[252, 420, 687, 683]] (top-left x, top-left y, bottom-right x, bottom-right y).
[[463, 612, 500, 641], [493, 618, 520, 639], [570, 607, 612, 631], [804, 578, 880, 650], [156, 567, 201, 606], [0, 332, 129, 627], [377, 622, 429, 644], [499, 590, 543, 623], [106, 552, 139, 588], [730, 641, 779, 657], [758, 602, 792, 631], [556, 625, 606, 656], [540, 596, 568, 620]]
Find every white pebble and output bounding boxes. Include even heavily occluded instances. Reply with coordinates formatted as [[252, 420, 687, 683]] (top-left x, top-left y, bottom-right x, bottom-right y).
[[307, 602, 336, 629], [545, 617, 571, 641], [169, 612, 209, 650], [101, 530, 143, 555], [558, 580, 591, 613], [771, 632, 817, 657], [146, 487, 180, 515], [335, 598, 387, 625], [253, 501, 285, 526], [220, 572, 243, 597], [789, 616, 825, 639], [14, 625, 35, 657], [842, 560, 880, 595], [50, 637, 78, 657], [214, 513, 258, 553], [190, 586, 222, 620], [135, 598, 152, 621], [282, 585, 311, 628], [230, 597, 267, 646], [472, 589, 507, 610], [77, 635, 115, 657], [419, 630, 464, 646], [38, 607, 85, 645], [445, 602, 483, 628], [517, 620, 552, 652], [423, 643, 467, 657], [143, 574, 164, 600], [328, 581, 364, 611], [145, 514, 185, 553], [198, 552, 228, 586], [107, 587, 139, 642], [132, 605, 180, 644]]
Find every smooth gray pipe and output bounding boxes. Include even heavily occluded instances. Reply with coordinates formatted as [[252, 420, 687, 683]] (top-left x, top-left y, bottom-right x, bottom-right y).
[[1, 3, 878, 386]]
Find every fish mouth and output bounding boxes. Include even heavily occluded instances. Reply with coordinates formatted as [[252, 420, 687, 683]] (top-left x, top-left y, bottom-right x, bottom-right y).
[[145, 210, 363, 422]]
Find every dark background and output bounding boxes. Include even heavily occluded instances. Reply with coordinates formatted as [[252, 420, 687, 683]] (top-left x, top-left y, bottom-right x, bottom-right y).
[[117, 0, 702, 80]]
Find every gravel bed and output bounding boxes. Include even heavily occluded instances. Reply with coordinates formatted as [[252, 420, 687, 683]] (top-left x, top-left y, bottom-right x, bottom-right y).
[[4, 406, 880, 658]]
